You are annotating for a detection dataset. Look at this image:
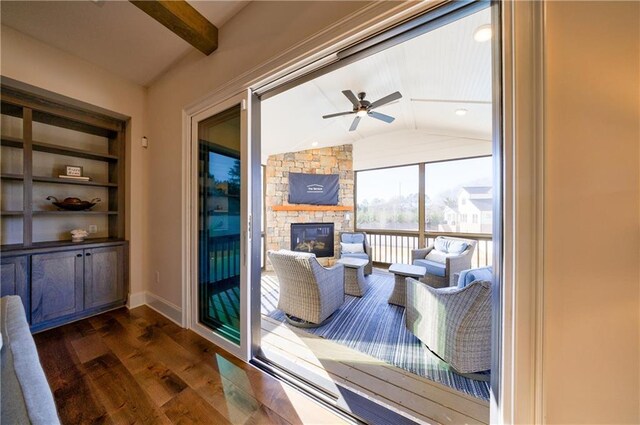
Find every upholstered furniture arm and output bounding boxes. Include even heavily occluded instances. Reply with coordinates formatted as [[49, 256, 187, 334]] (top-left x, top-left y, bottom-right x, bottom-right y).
[[405, 278, 492, 373], [411, 246, 433, 262]]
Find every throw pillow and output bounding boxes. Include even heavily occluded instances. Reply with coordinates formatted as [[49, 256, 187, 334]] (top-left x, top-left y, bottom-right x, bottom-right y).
[[425, 250, 450, 263], [448, 240, 468, 254], [341, 242, 364, 253]]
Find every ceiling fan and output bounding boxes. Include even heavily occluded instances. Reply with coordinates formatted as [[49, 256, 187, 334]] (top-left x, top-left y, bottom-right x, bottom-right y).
[[322, 90, 402, 131]]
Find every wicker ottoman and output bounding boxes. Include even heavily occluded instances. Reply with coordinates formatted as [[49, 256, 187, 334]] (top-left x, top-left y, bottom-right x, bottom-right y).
[[336, 257, 369, 296]]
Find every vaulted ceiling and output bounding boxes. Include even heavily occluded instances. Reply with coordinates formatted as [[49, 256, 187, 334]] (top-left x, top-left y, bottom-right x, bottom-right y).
[[0, 0, 249, 86], [261, 7, 493, 169]]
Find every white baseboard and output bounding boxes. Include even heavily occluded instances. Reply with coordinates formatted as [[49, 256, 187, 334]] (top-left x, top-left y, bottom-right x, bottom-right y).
[[128, 291, 146, 309], [126, 291, 183, 327]]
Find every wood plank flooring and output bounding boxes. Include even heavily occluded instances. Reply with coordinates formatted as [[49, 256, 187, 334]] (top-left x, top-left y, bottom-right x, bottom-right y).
[[34, 306, 352, 425]]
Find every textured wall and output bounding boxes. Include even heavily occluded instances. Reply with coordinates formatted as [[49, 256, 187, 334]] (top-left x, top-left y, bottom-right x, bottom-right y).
[[265, 144, 354, 269]]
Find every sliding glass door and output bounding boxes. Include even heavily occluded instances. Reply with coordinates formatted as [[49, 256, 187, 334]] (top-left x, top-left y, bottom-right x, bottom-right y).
[[191, 91, 256, 359]]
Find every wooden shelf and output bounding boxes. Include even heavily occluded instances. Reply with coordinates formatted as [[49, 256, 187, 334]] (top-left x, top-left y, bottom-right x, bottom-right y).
[[1, 173, 24, 181], [33, 141, 118, 162], [32, 176, 117, 187], [1, 211, 24, 216], [271, 205, 354, 212], [1, 237, 126, 253], [1, 136, 118, 162], [1, 135, 24, 149], [33, 210, 118, 216]]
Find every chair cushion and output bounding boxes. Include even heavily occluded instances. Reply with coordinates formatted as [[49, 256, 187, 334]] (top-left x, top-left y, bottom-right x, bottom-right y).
[[413, 259, 446, 277], [340, 242, 364, 253], [341, 233, 365, 244], [457, 266, 493, 288], [433, 236, 468, 254], [341, 252, 369, 260], [424, 250, 456, 264]]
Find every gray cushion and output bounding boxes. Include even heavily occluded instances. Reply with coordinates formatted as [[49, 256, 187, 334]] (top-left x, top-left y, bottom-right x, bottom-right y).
[[1, 296, 60, 425], [433, 236, 468, 254], [341, 233, 365, 244], [340, 242, 364, 253], [413, 259, 446, 277], [457, 266, 493, 288], [341, 252, 369, 260]]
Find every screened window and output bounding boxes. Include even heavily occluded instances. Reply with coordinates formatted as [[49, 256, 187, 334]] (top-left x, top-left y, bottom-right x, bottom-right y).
[[356, 165, 419, 231], [424, 156, 493, 234]]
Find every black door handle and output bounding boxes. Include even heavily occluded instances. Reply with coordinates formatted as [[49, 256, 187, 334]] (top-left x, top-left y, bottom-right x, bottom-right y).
[[76, 254, 82, 257], [86, 253, 91, 256]]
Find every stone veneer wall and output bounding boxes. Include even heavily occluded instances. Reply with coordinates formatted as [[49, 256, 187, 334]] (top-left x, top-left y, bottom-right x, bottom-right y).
[[265, 144, 354, 270]]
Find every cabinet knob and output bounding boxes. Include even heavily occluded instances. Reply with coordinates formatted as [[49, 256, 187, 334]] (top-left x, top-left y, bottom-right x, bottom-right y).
[[86, 253, 91, 256], [76, 254, 82, 257]]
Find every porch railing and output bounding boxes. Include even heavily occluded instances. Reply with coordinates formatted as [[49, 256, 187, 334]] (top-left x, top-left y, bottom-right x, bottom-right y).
[[362, 229, 493, 269]]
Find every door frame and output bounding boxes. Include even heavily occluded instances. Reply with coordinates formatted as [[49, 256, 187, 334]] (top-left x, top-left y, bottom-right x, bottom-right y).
[[185, 90, 254, 361], [180, 1, 545, 423]]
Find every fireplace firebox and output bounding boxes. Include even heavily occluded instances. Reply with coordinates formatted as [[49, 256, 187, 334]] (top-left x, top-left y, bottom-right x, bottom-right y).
[[290, 223, 334, 258]]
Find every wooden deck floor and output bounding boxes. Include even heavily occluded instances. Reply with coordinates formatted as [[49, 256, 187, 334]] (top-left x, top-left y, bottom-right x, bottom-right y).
[[34, 306, 352, 425], [260, 315, 490, 425]]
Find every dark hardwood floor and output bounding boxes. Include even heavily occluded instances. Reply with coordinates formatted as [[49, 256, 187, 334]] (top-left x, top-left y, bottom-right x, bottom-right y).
[[34, 306, 351, 425]]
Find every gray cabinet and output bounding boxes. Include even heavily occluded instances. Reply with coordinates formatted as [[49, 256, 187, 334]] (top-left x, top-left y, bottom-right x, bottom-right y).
[[1, 255, 29, 317], [2, 240, 128, 332], [84, 245, 124, 310], [31, 250, 84, 325]]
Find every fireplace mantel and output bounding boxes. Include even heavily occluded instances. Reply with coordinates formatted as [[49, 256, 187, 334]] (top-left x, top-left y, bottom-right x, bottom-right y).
[[272, 205, 353, 212]]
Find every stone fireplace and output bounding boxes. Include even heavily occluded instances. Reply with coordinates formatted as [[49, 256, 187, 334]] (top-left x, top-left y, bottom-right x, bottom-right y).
[[290, 223, 335, 258], [265, 144, 354, 270]]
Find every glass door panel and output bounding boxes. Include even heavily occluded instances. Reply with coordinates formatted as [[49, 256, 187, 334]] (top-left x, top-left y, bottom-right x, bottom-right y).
[[198, 105, 242, 345]]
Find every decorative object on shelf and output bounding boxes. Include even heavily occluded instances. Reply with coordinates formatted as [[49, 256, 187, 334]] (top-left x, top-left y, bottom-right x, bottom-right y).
[[59, 165, 91, 181], [65, 165, 83, 176], [70, 229, 89, 243], [46, 196, 101, 211]]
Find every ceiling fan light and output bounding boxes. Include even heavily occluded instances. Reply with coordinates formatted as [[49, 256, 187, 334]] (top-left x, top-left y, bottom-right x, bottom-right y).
[[356, 110, 367, 118], [473, 24, 492, 42], [455, 108, 468, 116]]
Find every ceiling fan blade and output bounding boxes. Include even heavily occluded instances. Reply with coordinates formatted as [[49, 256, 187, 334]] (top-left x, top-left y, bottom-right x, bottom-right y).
[[369, 111, 395, 123], [342, 90, 360, 108], [349, 116, 361, 132], [369, 91, 402, 109], [322, 111, 355, 119]]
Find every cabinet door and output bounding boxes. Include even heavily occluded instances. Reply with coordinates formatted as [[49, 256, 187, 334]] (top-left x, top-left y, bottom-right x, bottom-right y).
[[31, 250, 84, 325], [1, 255, 29, 318], [84, 245, 124, 309]]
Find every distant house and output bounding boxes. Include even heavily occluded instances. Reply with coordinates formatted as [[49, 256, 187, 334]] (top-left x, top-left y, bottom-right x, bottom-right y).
[[441, 186, 493, 233]]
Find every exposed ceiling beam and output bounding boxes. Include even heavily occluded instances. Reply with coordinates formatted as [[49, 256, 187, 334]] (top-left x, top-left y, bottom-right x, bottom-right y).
[[130, 0, 218, 55]]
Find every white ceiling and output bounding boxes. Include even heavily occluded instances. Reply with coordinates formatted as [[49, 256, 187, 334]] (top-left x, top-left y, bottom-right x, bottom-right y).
[[0, 0, 249, 86], [261, 7, 493, 169]]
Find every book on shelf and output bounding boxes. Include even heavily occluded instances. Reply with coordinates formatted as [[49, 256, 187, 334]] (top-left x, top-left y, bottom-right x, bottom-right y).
[[58, 175, 91, 181]]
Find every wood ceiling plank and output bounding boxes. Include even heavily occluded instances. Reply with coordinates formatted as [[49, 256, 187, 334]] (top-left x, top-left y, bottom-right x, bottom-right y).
[[130, 0, 218, 55]]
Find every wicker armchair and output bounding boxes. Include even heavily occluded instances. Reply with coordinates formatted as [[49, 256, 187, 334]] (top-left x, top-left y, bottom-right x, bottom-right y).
[[411, 236, 477, 287], [337, 232, 373, 275], [267, 250, 345, 327], [405, 276, 492, 374]]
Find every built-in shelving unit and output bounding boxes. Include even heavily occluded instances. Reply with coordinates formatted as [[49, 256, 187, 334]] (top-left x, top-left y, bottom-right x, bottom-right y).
[[1, 79, 129, 333], [1, 82, 126, 247]]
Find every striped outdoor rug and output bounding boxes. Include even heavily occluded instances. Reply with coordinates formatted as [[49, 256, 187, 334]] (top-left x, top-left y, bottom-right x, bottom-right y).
[[261, 270, 490, 400]]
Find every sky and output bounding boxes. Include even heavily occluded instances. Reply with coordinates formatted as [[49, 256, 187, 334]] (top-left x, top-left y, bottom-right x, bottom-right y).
[[209, 152, 239, 183], [357, 156, 492, 202]]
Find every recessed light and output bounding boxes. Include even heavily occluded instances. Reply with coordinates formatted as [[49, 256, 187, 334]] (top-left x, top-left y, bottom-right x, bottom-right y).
[[455, 108, 468, 116], [311, 141, 318, 147], [473, 24, 492, 42]]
